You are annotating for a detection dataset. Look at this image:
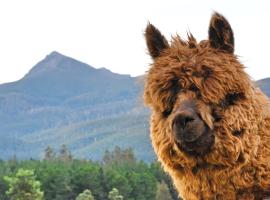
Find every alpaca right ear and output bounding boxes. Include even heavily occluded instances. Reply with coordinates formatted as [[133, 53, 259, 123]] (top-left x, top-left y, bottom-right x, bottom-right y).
[[145, 23, 169, 59], [208, 12, 234, 53]]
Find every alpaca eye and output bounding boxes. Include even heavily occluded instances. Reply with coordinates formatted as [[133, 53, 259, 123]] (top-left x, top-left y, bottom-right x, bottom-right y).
[[220, 92, 245, 109], [161, 78, 180, 118], [162, 108, 173, 118], [232, 129, 244, 137]]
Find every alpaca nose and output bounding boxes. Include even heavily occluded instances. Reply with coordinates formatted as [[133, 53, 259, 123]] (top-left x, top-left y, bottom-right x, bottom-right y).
[[173, 112, 195, 129], [172, 111, 199, 142]]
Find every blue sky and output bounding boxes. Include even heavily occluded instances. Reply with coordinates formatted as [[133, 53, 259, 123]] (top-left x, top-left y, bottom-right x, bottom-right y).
[[0, 0, 269, 83]]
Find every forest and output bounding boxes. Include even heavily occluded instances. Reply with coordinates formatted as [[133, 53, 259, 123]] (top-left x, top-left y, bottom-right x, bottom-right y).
[[0, 146, 179, 200]]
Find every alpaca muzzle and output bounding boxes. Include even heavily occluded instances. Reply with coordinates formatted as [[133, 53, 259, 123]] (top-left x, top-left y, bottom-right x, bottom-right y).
[[172, 105, 214, 156]]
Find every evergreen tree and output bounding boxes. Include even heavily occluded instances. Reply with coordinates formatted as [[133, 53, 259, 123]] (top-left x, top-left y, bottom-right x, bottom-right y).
[[150, 162, 179, 200], [4, 168, 44, 200], [43, 146, 55, 161], [156, 181, 173, 200], [123, 147, 136, 165], [97, 167, 109, 200], [113, 146, 122, 164], [103, 146, 136, 166], [76, 189, 95, 200], [58, 144, 72, 162], [105, 168, 132, 198], [108, 188, 123, 200], [8, 155, 18, 172], [70, 161, 104, 200], [38, 162, 72, 200], [102, 150, 112, 165]]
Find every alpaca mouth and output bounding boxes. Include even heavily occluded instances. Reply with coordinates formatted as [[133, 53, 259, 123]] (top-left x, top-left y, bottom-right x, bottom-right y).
[[176, 129, 215, 157], [171, 101, 215, 157]]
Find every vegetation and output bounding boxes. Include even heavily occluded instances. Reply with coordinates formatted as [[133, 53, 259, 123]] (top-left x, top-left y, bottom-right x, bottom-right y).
[[156, 181, 173, 200], [0, 146, 178, 200], [76, 189, 95, 200], [108, 188, 123, 200], [4, 169, 44, 200]]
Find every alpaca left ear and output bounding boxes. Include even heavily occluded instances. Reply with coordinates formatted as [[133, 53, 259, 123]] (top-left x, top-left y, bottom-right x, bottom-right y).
[[145, 23, 169, 59], [208, 12, 234, 53]]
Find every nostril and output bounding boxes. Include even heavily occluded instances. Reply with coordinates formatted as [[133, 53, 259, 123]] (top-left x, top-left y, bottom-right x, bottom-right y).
[[182, 116, 194, 127], [173, 113, 195, 129]]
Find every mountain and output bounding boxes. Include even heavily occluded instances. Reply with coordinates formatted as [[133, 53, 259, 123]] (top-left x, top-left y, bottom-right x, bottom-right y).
[[0, 51, 269, 162], [0, 51, 153, 161], [256, 78, 270, 97]]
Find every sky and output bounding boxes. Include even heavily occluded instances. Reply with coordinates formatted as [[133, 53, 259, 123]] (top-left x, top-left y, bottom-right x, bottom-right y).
[[0, 0, 269, 84]]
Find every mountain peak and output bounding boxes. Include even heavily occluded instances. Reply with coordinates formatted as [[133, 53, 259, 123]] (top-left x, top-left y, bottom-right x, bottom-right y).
[[48, 51, 63, 57], [45, 51, 67, 59], [25, 51, 95, 78]]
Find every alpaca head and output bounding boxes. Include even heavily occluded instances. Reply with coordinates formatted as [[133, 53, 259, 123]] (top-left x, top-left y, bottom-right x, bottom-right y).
[[144, 13, 261, 171]]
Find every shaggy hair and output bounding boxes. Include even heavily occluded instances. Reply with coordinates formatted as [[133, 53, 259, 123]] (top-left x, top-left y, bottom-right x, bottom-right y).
[[144, 12, 270, 200]]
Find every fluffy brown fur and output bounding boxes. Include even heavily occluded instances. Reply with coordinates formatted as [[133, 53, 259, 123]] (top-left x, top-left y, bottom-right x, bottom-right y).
[[144, 12, 270, 200]]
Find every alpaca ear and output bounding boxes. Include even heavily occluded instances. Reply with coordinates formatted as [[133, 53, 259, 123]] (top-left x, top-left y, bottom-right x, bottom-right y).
[[208, 12, 234, 53], [145, 23, 169, 59]]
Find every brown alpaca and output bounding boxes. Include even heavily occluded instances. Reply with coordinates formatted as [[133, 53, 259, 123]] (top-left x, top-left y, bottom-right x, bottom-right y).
[[144, 12, 270, 200]]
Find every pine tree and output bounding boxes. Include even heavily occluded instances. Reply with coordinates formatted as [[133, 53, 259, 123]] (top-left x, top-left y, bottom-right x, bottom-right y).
[[123, 147, 136, 165], [43, 146, 55, 161], [113, 146, 122, 164], [4, 168, 44, 200], [108, 188, 124, 200], [58, 144, 72, 162], [156, 181, 173, 200], [76, 189, 95, 200], [102, 150, 112, 165]]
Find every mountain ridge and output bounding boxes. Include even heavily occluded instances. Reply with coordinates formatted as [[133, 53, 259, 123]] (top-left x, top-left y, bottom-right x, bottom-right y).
[[0, 51, 268, 161], [0, 51, 151, 161]]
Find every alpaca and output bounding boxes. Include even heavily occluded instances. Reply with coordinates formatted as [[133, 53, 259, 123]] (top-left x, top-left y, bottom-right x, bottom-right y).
[[144, 12, 270, 200]]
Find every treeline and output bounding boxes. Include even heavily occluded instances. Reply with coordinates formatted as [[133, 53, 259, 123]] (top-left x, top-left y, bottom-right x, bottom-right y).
[[0, 146, 179, 200]]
